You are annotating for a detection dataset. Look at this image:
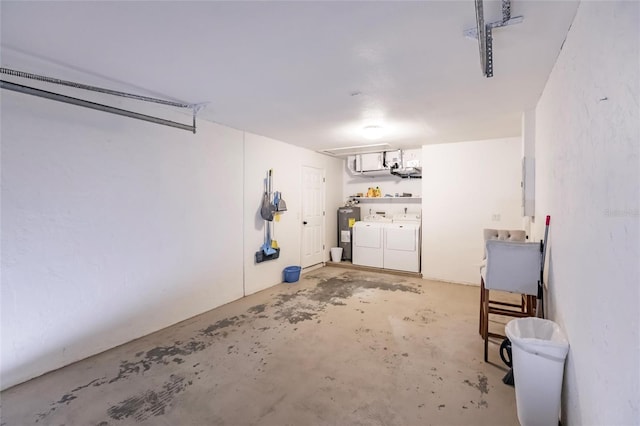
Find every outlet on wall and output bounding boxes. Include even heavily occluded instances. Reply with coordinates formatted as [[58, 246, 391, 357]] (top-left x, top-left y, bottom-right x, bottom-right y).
[[492, 214, 501, 221]]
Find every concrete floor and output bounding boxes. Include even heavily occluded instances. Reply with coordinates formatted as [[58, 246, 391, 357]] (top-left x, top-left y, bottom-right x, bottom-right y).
[[1, 266, 518, 426]]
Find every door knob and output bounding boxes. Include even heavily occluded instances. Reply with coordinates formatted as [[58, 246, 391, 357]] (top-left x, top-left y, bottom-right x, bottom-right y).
[[303, 221, 308, 225]]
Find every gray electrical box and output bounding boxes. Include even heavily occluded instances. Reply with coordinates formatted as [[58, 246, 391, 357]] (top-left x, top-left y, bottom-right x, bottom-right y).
[[337, 206, 360, 260], [522, 157, 535, 217]]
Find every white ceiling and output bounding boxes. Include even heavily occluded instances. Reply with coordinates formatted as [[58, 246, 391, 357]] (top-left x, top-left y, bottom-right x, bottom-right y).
[[1, 1, 579, 153]]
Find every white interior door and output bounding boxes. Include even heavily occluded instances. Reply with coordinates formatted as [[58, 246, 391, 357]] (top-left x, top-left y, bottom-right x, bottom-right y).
[[301, 166, 325, 268]]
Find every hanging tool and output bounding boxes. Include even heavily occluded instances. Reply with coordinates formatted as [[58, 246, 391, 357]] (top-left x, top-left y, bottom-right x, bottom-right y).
[[260, 183, 273, 222], [271, 194, 279, 248], [256, 169, 285, 262], [536, 215, 551, 318], [268, 169, 276, 218], [262, 222, 276, 255], [270, 173, 280, 247], [260, 169, 276, 221], [275, 191, 287, 212]]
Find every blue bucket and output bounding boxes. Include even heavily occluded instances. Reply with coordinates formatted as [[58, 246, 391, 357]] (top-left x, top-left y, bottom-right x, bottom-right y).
[[283, 265, 301, 283]]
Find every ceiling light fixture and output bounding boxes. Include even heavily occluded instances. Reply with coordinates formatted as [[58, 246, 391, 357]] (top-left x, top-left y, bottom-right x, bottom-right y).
[[362, 125, 385, 140]]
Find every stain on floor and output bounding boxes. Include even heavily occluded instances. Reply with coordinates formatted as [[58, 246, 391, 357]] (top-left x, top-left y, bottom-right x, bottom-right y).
[[201, 315, 246, 336], [107, 374, 189, 421], [266, 272, 421, 326], [464, 373, 491, 408], [3, 267, 518, 426]]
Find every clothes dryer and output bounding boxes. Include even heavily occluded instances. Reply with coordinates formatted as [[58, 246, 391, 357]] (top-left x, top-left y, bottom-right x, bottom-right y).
[[383, 213, 421, 272]]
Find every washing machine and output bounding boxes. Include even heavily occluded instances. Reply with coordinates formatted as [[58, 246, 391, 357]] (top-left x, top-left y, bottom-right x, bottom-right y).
[[383, 213, 421, 273], [352, 215, 391, 268]]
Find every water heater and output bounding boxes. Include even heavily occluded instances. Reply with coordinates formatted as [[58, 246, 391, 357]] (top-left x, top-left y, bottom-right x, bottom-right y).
[[337, 206, 360, 260]]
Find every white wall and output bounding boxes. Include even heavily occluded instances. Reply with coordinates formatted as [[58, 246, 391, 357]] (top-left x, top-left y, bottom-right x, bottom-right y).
[[534, 1, 639, 424], [243, 133, 343, 296], [421, 137, 523, 284], [1, 57, 343, 390], [1, 90, 245, 390]]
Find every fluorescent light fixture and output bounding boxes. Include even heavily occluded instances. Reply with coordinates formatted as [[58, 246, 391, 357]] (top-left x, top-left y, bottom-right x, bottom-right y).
[[326, 143, 389, 152], [362, 125, 385, 140], [319, 143, 392, 157]]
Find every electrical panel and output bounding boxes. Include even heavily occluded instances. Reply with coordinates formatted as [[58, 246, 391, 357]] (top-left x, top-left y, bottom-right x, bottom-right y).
[[522, 157, 535, 216]]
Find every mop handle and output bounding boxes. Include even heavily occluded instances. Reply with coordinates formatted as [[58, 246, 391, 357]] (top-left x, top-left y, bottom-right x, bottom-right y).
[[541, 216, 550, 272], [537, 215, 551, 318]]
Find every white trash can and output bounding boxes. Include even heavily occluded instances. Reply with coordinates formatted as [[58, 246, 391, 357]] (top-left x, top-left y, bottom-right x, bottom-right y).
[[330, 247, 343, 262], [505, 318, 569, 426]]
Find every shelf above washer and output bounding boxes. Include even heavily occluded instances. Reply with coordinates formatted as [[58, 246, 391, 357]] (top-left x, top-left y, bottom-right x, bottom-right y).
[[350, 197, 422, 202]]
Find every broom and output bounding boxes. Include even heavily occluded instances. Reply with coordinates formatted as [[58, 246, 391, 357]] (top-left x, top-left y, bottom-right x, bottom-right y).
[[536, 216, 551, 319]]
